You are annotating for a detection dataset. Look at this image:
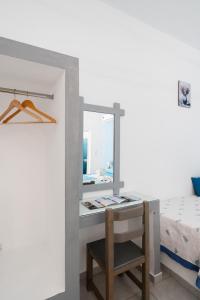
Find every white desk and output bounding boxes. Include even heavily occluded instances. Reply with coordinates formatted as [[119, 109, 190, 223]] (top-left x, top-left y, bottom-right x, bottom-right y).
[[79, 191, 162, 283]]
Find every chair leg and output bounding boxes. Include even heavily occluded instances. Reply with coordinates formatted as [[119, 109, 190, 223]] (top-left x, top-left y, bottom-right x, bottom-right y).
[[106, 272, 114, 300], [86, 248, 93, 291], [142, 263, 149, 300]]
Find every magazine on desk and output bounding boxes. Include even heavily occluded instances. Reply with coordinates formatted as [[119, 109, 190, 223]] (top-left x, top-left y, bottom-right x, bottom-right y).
[[82, 195, 142, 210]]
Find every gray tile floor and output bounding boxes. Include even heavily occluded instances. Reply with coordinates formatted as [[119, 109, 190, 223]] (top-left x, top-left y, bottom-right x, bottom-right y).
[[80, 270, 199, 300]]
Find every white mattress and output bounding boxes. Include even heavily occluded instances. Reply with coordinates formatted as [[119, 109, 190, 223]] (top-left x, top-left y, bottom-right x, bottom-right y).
[[160, 195, 200, 287]]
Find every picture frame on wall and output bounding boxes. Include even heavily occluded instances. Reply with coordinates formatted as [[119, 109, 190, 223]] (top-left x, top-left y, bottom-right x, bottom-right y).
[[178, 80, 191, 108]]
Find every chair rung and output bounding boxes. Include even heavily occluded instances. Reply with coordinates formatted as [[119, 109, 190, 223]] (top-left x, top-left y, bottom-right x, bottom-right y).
[[90, 281, 104, 300], [126, 270, 143, 289]]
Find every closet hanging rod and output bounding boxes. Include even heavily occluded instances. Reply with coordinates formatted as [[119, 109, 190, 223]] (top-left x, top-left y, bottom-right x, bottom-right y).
[[0, 87, 54, 100]]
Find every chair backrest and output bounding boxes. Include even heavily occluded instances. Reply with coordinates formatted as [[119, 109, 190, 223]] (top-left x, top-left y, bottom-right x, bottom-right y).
[[105, 201, 149, 271]]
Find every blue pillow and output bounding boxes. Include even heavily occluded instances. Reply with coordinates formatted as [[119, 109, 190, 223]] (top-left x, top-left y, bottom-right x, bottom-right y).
[[191, 177, 200, 196]]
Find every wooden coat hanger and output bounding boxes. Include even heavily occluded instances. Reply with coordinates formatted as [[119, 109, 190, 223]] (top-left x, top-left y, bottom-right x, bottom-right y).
[[2, 99, 56, 124], [23, 100, 56, 123], [0, 99, 43, 124]]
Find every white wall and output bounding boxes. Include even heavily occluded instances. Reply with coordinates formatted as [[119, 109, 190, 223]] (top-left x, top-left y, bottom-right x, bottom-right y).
[[1, 0, 200, 275]]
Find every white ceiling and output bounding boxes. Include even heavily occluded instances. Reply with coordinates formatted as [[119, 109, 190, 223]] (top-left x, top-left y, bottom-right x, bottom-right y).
[[101, 0, 200, 51]]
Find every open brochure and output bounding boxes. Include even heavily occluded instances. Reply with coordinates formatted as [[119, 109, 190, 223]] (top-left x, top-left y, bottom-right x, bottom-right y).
[[82, 195, 141, 210]]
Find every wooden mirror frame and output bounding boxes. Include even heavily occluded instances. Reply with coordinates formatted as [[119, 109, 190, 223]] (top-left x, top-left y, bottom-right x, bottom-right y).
[[80, 97, 125, 197]]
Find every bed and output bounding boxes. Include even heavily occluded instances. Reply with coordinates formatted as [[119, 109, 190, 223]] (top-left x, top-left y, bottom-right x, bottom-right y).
[[160, 195, 200, 289]]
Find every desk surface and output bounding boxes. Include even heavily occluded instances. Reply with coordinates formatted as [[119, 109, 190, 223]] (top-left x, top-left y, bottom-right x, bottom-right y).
[[80, 191, 158, 218]]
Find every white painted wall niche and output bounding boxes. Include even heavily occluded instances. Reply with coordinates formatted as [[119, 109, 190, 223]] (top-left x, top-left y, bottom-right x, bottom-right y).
[[0, 54, 65, 300]]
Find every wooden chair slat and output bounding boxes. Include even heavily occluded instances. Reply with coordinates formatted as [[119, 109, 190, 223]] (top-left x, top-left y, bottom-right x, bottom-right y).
[[113, 205, 144, 221], [114, 227, 144, 243]]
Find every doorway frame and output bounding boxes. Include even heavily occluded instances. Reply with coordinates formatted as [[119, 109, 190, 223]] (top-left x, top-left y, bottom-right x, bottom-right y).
[[0, 36, 80, 300]]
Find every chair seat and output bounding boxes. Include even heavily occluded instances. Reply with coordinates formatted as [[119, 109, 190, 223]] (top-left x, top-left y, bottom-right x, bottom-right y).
[[87, 239, 144, 269]]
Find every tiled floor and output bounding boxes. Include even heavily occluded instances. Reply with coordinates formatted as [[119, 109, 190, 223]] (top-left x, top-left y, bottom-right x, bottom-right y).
[[80, 270, 199, 300]]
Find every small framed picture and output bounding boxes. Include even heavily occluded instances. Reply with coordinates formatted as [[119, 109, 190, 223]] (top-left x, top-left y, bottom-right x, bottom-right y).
[[178, 81, 191, 108]]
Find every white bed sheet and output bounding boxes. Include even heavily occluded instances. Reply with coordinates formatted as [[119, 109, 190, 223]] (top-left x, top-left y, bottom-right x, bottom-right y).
[[160, 196, 200, 287]]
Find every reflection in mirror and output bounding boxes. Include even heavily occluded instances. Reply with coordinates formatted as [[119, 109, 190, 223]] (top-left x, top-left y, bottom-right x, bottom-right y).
[[83, 111, 114, 185]]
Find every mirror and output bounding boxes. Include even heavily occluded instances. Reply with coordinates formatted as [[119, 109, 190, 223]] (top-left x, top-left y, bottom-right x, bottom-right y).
[[83, 111, 114, 185]]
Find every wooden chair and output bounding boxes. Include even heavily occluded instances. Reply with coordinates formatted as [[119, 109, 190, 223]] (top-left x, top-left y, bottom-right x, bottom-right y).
[[86, 201, 150, 300]]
